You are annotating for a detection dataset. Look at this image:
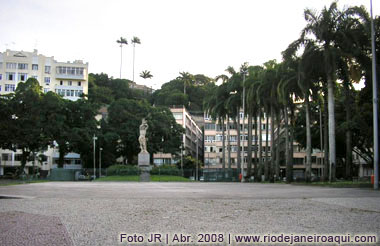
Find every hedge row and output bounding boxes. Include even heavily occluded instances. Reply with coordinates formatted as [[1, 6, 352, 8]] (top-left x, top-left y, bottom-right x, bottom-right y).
[[106, 164, 181, 176]]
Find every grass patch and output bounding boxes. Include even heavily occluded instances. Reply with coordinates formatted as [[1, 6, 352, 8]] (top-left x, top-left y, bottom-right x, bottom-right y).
[[95, 175, 192, 182]]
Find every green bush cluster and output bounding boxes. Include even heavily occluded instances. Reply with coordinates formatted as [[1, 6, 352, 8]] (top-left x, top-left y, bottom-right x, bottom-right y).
[[107, 165, 140, 176], [151, 165, 181, 176]]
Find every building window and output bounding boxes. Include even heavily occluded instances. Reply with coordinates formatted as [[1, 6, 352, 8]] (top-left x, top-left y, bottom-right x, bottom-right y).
[[6, 63, 17, 69], [44, 77, 50, 84], [5, 84, 16, 92], [0, 85, 1, 91], [18, 73, 28, 81], [205, 123, 216, 130], [44, 88, 50, 93], [230, 135, 237, 142], [173, 113, 183, 120], [205, 136, 215, 142], [6, 72, 15, 81], [60, 81, 63, 85], [56, 66, 84, 75], [0, 62, 2, 69], [0, 74, 2, 80], [32, 75, 38, 79], [45, 66, 51, 74], [2, 153, 10, 161], [18, 63, 28, 70], [15, 154, 23, 161], [68, 81, 72, 86], [56, 89, 65, 96], [32, 64, 38, 70]]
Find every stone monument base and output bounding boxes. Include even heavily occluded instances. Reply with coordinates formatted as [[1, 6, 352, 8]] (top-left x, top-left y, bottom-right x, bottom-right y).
[[138, 152, 151, 182]]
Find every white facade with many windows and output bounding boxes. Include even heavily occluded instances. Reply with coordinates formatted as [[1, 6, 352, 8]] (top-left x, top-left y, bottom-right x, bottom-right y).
[[0, 49, 88, 100]]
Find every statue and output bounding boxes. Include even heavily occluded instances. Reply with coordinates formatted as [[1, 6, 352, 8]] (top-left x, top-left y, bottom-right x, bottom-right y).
[[139, 118, 148, 153]]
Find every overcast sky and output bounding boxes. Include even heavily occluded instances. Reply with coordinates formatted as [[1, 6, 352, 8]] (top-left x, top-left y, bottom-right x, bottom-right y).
[[0, 0, 378, 89]]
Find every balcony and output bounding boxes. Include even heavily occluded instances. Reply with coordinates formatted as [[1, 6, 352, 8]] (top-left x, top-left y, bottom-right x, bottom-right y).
[[55, 73, 85, 80]]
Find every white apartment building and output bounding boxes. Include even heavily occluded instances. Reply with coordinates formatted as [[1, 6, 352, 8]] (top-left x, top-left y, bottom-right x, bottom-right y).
[[0, 49, 88, 100], [153, 106, 203, 165], [0, 49, 88, 176]]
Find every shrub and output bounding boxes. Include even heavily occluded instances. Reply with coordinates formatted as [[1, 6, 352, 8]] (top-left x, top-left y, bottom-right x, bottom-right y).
[[107, 165, 139, 176], [151, 165, 181, 176]]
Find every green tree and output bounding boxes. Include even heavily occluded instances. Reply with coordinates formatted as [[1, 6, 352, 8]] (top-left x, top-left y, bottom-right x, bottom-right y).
[[7, 78, 48, 175], [131, 36, 141, 82], [117, 37, 128, 79]]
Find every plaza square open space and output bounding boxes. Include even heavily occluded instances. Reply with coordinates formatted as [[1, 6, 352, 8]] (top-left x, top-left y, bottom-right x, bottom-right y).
[[0, 182, 380, 246]]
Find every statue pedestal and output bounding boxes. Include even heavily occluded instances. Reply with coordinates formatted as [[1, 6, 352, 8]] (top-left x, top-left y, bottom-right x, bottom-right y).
[[138, 152, 151, 182]]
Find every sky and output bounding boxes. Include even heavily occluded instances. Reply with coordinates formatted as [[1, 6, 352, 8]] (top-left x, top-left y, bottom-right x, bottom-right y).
[[0, 0, 378, 89]]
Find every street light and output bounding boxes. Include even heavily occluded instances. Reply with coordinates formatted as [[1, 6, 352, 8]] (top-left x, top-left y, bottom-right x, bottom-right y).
[[93, 134, 97, 180], [180, 144, 184, 176], [370, 0, 378, 190], [99, 147, 103, 178], [196, 138, 199, 181]]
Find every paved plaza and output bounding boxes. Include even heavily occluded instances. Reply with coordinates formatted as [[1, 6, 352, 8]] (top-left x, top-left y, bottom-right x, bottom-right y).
[[0, 182, 379, 245]]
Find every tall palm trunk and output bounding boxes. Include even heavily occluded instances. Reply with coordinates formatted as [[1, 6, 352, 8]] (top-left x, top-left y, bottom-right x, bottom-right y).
[[236, 110, 241, 171], [133, 43, 136, 82], [290, 112, 295, 178], [305, 95, 312, 182], [327, 73, 336, 182], [247, 113, 253, 177], [258, 109, 263, 181], [270, 107, 275, 182], [221, 118, 226, 176], [227, 115, 232, 177], [264, 111, 269, 181], [323, 93, 329, 181], [254, 115, 258, 180], [344, 82, 352, 179], [275, 112, 281, 180], [284, 106, 292, 183], [119, 45, 123, 79]]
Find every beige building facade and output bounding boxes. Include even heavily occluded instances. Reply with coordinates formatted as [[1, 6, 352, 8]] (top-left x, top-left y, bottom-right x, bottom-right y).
[[153, 106, 203, 165], [0, 49, 88, 100]]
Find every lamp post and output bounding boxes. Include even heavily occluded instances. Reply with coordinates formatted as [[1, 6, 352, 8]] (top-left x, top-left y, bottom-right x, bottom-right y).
[[196, 138, 198, 181], [370, 0, 378, 189], [93, 134, 97, 180], [180, 144, 184, 176], [99, 147, 103, 178]]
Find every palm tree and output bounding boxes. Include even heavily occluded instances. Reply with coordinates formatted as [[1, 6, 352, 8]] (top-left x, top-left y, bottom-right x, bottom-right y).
[[297, 43, 324, 182], [116, 37, 128, 79], [140, 70, 153, 79], [246, 66, 264, 180], [178, 72, 194, 96], [277, 56, 302, 183], [287, 2, 349, 181], [131, 36, 141, 82]]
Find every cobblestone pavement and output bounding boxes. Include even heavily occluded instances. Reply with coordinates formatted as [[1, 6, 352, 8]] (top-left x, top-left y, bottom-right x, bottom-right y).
[[0, 182, 379, 246]]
